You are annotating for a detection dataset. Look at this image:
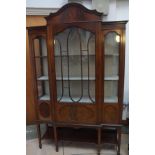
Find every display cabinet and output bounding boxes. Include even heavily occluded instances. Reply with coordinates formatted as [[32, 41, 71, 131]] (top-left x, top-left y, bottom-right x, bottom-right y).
[[27, 3, 127, 155]]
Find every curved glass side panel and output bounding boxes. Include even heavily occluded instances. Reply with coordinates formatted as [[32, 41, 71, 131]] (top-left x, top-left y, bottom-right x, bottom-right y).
[[33, 37, 50, 101], [104, 32, 120, 103], [54, 27, 96, 104]]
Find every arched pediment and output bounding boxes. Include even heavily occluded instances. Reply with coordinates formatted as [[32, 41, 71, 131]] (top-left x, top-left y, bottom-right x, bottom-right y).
[[45, 3, 104, 24]]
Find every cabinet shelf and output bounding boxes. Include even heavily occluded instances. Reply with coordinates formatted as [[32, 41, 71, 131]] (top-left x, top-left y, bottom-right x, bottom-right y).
[[58, 96, 95, 103], [104, 97, 118, 103], [39, 95, 95, 102], [56, 77, 95, 80], [105, 53, 119, 56], [37, 76, 119, 81], [104, 76, 119, 80], [39, 95, 50, 100], [37, 76, 48, 81], [39, 95, 118, 103], [54, 54, 95, 57], [34, 56, 47, 58]]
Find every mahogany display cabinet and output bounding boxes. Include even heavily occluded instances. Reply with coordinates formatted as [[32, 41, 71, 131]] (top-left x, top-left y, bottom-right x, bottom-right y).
[[27, 3, 127, 155]]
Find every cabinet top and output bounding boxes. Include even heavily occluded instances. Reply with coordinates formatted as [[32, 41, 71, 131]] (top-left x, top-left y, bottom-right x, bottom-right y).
[[45, 3, 104, 24]]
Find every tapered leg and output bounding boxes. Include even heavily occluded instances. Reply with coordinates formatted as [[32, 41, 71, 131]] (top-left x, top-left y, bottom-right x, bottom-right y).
[[117, 127, 121, 155], [53, 125, 58, 152], [37, 124, 42, 149], [46, 124, 49, 137], [97, 128, 101, 155]]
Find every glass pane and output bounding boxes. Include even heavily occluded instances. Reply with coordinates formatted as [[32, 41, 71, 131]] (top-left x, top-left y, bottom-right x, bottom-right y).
[[33, 37, 50, 101], [105, 56, 119, 77], [37, 81, 50, 100], [104, 32, 119, 55], [104, 81, 118, 102], [54, 27, 95, 104], [104, 32, 120, 103], [56, 81, 63, 101]]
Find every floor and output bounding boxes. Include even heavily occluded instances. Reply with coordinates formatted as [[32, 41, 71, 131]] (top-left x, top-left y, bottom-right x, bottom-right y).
[[26, 134, 128, 155]]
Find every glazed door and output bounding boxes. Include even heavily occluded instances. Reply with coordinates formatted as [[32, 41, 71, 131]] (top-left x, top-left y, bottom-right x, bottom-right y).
[[102, 29, 124, 124], [52, 23, 99, 124]]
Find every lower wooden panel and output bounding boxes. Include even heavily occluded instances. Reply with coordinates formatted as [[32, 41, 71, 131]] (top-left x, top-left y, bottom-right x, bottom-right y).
[[56, 103, 97, 124], [102, 104, 120, 124], [38, 101, 51, 121]]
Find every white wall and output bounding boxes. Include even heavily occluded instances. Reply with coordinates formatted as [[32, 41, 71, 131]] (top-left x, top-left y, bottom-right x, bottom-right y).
[[116, 0, 129, 21], [26, 0, 68, 8], [26, 0, 129, 104]]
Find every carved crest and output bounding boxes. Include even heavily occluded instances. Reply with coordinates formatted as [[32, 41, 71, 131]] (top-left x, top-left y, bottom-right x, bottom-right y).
[[45, 3, 104, 24]]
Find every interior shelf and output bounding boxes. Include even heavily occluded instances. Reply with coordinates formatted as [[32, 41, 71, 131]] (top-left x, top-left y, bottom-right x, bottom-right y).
[[56, 77, 95, 80], [39, 95, 95, 103], [34, 56, 47, 58], [39, 95, 50, 100], [105, 53, 119, 56], [54, 54, 95, 57], [37, 76, 48, 80], [104, 76, 119, 80], [58, 96, 95, 103], [104, 97, 118, 103], [39, 95, 117, 103], [37, 76, 119, 81]]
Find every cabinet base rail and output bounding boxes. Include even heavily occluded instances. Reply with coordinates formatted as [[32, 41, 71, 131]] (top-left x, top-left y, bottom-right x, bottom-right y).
[[36, 123, 122, 155]]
